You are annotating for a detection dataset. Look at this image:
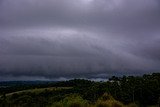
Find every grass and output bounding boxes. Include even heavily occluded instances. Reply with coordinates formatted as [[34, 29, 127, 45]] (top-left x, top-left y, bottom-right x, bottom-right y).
[[5, 87, 72, 96]]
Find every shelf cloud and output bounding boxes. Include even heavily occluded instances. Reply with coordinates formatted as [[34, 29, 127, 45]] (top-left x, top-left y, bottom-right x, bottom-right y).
[[0, 0, 160, 80]]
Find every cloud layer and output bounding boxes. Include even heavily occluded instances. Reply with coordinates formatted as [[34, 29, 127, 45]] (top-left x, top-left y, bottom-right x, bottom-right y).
[[0, 0, 160, 80]]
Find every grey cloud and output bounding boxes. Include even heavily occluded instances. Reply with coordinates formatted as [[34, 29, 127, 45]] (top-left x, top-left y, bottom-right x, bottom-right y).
[[126, 38, 160, 60], [0, 0, 160, 80], [0, 0, 160, 32]]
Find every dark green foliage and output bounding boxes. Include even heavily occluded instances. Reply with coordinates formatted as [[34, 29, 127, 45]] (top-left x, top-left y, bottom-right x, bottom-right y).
[[0, 73, 159, 107], [107, 73, 160, 107], [96, 102, 110, 107]]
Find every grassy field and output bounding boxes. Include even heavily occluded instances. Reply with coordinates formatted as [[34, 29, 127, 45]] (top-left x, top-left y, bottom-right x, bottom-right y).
[[5, 87, 72, 96]]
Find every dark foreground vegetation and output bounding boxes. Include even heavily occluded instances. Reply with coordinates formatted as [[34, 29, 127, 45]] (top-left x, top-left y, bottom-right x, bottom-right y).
[[0, 73, 160, 107]]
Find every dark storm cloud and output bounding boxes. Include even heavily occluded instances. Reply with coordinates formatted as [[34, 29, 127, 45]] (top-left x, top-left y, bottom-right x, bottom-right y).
[[0, 0, 160, 80]]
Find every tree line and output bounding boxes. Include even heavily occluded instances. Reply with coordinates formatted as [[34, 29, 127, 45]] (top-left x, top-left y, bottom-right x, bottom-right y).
[[0, 73, 159, 107]]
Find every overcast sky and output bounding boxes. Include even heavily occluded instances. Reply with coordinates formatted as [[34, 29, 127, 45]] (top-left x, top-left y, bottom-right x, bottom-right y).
[[0, 0, 160, 81]]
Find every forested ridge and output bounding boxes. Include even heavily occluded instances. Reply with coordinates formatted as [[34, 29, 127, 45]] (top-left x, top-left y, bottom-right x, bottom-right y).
[[0, 73, 160, 107]]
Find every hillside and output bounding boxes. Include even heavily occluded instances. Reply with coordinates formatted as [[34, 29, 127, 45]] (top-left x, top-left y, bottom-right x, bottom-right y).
[[0, 73, 160, 107]]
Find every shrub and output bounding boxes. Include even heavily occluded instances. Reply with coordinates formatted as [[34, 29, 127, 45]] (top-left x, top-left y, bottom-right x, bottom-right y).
[[96, 101, 110, 107], [49, 94, 89, 107], [69, 102, 82, 107], [127, 103, 138, 107], [96, 100, 124, 107], [101, 93, 114, 101]]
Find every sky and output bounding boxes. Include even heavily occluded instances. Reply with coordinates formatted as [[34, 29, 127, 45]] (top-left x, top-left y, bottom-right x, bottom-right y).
[[0, 0, 160, 81]]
